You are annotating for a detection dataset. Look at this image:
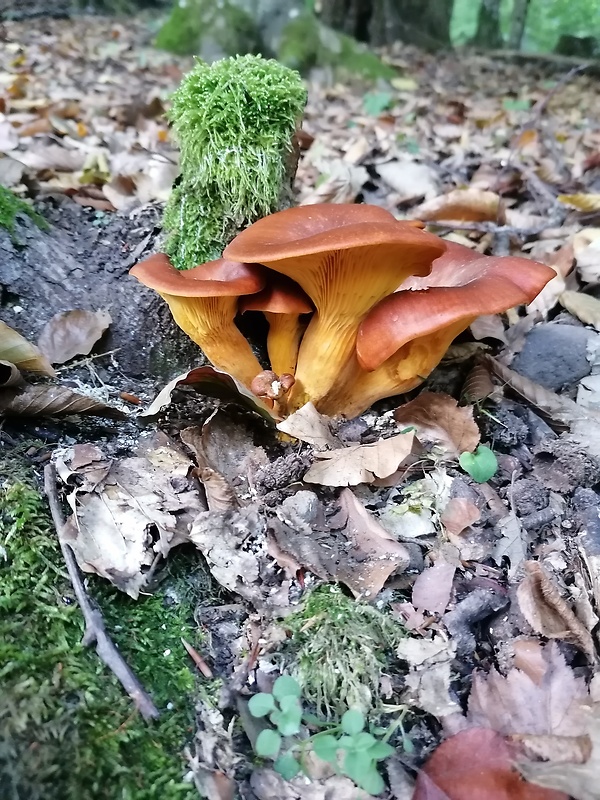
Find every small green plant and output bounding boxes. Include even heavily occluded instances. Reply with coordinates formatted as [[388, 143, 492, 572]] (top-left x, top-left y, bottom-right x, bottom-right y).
[[363, 90, 394, 116], [459, 444, 498, 483], [248, 676, 397, 796]]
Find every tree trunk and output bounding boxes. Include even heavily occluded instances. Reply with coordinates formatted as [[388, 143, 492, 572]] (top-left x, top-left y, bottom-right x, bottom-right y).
[[508, 0, 530, 50], [473, 0, 503, 48], [0, 198, 200, 381], [319, 0, 453, 50]]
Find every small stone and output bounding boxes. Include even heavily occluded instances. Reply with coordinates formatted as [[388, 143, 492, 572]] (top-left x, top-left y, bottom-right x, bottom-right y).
[[512, 323, 594, 391]]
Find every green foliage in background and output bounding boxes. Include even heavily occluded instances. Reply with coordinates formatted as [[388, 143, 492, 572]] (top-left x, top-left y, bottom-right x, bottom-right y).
[[451, 0, 600, 52]]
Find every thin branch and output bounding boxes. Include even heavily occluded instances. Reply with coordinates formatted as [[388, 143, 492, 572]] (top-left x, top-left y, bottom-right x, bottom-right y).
[[43, 464, 160, 721]]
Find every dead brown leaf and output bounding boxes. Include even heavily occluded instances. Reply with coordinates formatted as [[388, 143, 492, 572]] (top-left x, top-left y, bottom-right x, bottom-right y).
[[462, 362, 497, 403], [516, 562, 596, 660], [189, 505, 291, 615], [414, 728, 568, 800], [303, 431, 418, 487], [59, 434, 204, 598], [141, 366, 276, 422], [573, 229, 600, 284], [558, 194, 600, 213], [276, 402, 341, 450], [412, 563, 456, 614], [483, 354, 589, 430], [37, 309, 112, 365], [181, 411, 269, 497], [376, 159, 439, 202], [440, 497, 481, 535], [519, 714, 600, 800], [393, 392, 480, 456], [334, 489, 411, 598], [492, 511, 527, 580], [0, 383, 126, 419], [467, 642, 589, 737], [250, 768, 371, 800], [270, 488, 410, 599], [397, 635, 461, 717], [470, 314, 507, 344]]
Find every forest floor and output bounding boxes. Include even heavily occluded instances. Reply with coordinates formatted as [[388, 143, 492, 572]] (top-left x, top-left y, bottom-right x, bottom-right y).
[[2, 13, 600, 800]]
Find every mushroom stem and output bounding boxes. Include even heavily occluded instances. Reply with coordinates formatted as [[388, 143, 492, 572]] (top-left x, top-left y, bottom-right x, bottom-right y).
[[264, 311, 307, 378], [162, 294, 263, 387], [315, 321, 469, 418], [286, 311, 362, 412]]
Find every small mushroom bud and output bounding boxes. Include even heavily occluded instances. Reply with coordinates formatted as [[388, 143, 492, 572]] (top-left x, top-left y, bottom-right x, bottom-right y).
[[250, 370, 295, 401]]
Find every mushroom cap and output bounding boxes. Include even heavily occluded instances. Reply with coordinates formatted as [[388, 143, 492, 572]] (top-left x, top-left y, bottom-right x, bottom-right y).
[[357, 241, 555, 371], [224, 204, 443, 265], [239, 273, 313, 314], [130, 253, 265, 297]]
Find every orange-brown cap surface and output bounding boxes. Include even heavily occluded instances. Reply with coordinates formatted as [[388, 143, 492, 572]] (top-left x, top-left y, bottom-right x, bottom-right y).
[[130, 253, 265, 297], [357, 241, 555, 371]]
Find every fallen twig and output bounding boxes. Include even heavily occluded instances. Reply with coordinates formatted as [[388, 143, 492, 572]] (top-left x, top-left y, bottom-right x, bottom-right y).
[[43, 463, 160, 721]]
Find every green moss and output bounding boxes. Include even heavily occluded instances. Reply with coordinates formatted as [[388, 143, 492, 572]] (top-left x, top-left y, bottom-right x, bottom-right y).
[[164, 54, 306, 269], [0, 185, 47, 237], [277, 13, 396, 81], [283, 586, 405, 717], [0, 455, 212, 800], [155, 0, 262, 59]]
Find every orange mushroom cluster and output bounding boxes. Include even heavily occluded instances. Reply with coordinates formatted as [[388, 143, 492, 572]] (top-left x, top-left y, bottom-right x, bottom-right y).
[[131, 204, 554, 418]]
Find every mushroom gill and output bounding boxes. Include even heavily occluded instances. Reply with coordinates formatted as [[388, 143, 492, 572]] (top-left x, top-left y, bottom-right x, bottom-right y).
[[224, 204, 445, 411]]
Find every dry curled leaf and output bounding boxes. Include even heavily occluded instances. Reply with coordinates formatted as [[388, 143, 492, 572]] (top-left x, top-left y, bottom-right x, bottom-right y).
[[397, 635, 460, 717], [376, 159, 439, 202], [412, 563, 456, 614], [516, 562, 596, 660], [37, 309, 112, 364], [413, 188, 503, 223], [0, 360, 22, 387], [0, 320, 55, 375], [470, 314, 507, 343], [0, 383, 126, 419], [276, 402, 340, 450], [559, 291, 600, 331], [519, 714, 600, 800], [462, 362, 496, 403], [303, 430, 419, 487], [483, 354, 588, 430], [334, 488, 411, 598], [141, 366, 276, 422], [394, 392, 480, 456]]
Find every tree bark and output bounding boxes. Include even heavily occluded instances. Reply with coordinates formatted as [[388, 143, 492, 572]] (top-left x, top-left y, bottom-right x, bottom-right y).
[[508, 0, 530, 51], [319, 0, 453, 50], [473, 0, 503, 49]]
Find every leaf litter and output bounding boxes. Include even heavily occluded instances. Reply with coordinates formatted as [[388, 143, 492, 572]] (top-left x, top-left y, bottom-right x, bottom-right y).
[[6, 14, 600, 800]]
